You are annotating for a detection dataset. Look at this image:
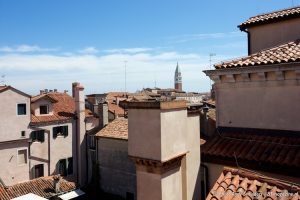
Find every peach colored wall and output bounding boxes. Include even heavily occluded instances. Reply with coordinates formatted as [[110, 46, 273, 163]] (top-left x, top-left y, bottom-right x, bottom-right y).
[[249, 18, 300, 54], [0, 141, 29, 186], [85, 117, 99, 131], [136, 170, 162, 200], [186, 115, 201, 200], [30, 122, 74, 180], [31, 99, 54, 116], [215, 81, 300, 131], [161, 167, 183, 200], [0, 89, 31, 142], [128, 109, 162, 160]]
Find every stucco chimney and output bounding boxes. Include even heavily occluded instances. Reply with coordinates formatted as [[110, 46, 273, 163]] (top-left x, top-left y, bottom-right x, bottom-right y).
[[72, 82, 80, 98], [98, 102, 108, 128], [73, 82, 87, 186], [127, 100, 201, 200]]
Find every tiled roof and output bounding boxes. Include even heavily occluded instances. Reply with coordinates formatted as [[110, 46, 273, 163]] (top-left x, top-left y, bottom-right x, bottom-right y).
[[0, 176, 76, 200], [0, 86, 8, 92], [239, 6, 300, 30], [31, 94, 58, 103], [108, 103, 125, 117], [214, 39, 300, 69], [85, 108, 97, 118], [95, 118, 128, 140], [206, 167, 300, 200], [201, 128, 300, 174], [106, 92, 128, 102], [31, 92, 76, 123]]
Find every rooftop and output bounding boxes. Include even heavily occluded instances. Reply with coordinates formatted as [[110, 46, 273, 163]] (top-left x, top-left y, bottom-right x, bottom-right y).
[[201, 128, 300, 175], [0, 176, 76, 200], [95, 118, 128, 140], [214, 39, 300, 69], [239, 6, 300, 30], [31, 92, 76, 123], [206, 167, 300, 200]]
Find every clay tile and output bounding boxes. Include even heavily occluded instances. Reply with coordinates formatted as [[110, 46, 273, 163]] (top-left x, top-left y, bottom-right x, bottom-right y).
[[290, 192, 299, 200], [257, 183, 268, 200]]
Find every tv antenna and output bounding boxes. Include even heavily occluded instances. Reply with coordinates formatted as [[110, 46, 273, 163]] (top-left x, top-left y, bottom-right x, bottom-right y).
[[1, 75, 5, 85]]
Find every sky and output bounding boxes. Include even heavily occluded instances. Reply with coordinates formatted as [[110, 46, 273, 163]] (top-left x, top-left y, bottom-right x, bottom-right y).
[[0, 0, 299, 95]]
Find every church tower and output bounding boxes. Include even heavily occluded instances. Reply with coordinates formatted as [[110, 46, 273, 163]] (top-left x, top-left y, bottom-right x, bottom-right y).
[[174, 62, 182, 91]]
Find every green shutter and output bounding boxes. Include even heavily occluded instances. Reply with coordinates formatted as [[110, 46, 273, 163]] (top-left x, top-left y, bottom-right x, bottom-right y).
[[64, 126, 68, 137], [53, 127, 58, 138], [40, 130, 45, 143]]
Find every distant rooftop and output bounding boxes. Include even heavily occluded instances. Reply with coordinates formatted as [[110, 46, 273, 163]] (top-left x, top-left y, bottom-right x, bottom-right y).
[[95, 118, 128, 140]]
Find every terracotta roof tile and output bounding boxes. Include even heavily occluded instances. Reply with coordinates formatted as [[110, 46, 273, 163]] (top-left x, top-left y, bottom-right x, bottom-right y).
[[239, 6, 300, 30], [207, 167, 300, 200], [108, 103, 125, 117], [31, 92, 75, 123], [0, 176, 76, 200], [201, 129, 300, 173], [214, 39, 300, 69], [0, 86, 8, 92], [95, 118, 128, 140]]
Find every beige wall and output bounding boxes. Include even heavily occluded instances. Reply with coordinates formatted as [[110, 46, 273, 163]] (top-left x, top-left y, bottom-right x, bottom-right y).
[[30, 122, 75, 180], [248, 18, 300, 54], [128, 109, 162, 160], [215, 80, 300, 131], [128, 102, 201, 200], [0, 141, 29, 186], [0, 89, 31, 142], [97, 138, 136, 199], [31, 99, 54, 116]]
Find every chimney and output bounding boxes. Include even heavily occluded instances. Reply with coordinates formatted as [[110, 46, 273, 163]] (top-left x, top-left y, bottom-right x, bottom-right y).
[[45, 89, 48, 93], [72, 82, 80, 98], [64, 90, 68, 94], [127, 100, 201, 200], [40, 90, 44, 95], [98, 102, 108, 128], [54, 89, 57, 92], [73, 82, 87, 186], [53, 175, 61, 193], [49, 89, 53, 93]]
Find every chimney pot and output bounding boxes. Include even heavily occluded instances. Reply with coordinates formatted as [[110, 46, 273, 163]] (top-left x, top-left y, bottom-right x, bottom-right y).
[[53, 175, 61, 193], [40, 90, 44, 95], [54, 89, 57, 92], [45, 89, 48, 93]]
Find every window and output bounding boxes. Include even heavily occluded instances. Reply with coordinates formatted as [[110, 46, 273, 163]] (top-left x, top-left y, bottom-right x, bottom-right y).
[[32, 164, 44, 178], [17, 104, 26, 115], [126, 192, 134, 200], [31, 130, 45, 142], [89, 135, 95, 149], [53, 126, 68, 138], [39, 105, 49, 115], [18, 149, 27, 165], [21, 131, 25, 137], [67, 157, 73, 175], [58, 159, 67, 176], [58, 157, 73, 176]]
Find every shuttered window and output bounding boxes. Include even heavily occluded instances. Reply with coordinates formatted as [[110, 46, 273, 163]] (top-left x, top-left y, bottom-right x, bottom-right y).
[[31, 130, 45, 142], [53, 126, 68, 138]]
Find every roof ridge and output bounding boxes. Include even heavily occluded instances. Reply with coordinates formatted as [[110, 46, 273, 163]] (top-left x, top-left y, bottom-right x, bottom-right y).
[[249, 5, 300, 19]]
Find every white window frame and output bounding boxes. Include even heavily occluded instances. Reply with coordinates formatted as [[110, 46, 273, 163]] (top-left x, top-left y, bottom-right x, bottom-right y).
[[17, 148, 28, 166]]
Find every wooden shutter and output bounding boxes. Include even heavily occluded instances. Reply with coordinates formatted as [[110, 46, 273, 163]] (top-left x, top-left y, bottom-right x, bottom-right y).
[[39, 130, 45, 142], [64, 126, 68, 137], [53, 127, 58, 138]]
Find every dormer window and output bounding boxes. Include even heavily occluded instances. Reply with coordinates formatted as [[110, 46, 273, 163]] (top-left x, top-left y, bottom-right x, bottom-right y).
[[40, 105, 49, 115]]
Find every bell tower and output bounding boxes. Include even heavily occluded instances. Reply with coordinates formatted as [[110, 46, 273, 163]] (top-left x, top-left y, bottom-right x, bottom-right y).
[[174, 62, 182, 91]]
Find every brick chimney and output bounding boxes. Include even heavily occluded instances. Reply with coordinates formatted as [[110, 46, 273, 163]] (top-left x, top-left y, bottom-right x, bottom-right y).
[[73, 82, 87, 186], [98, 102, 108, 128], [127, 100, 201, 200]]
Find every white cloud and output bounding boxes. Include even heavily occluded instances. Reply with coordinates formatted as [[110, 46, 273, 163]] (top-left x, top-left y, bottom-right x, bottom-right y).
[[0, 45, 58, 53], [169, 31, 244, 44], [104, 47, 153, 54], [78, 47, 99, 54]]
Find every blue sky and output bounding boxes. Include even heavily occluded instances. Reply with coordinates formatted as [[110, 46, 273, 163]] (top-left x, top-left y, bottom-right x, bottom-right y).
[[0, 0, 299, 94]]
